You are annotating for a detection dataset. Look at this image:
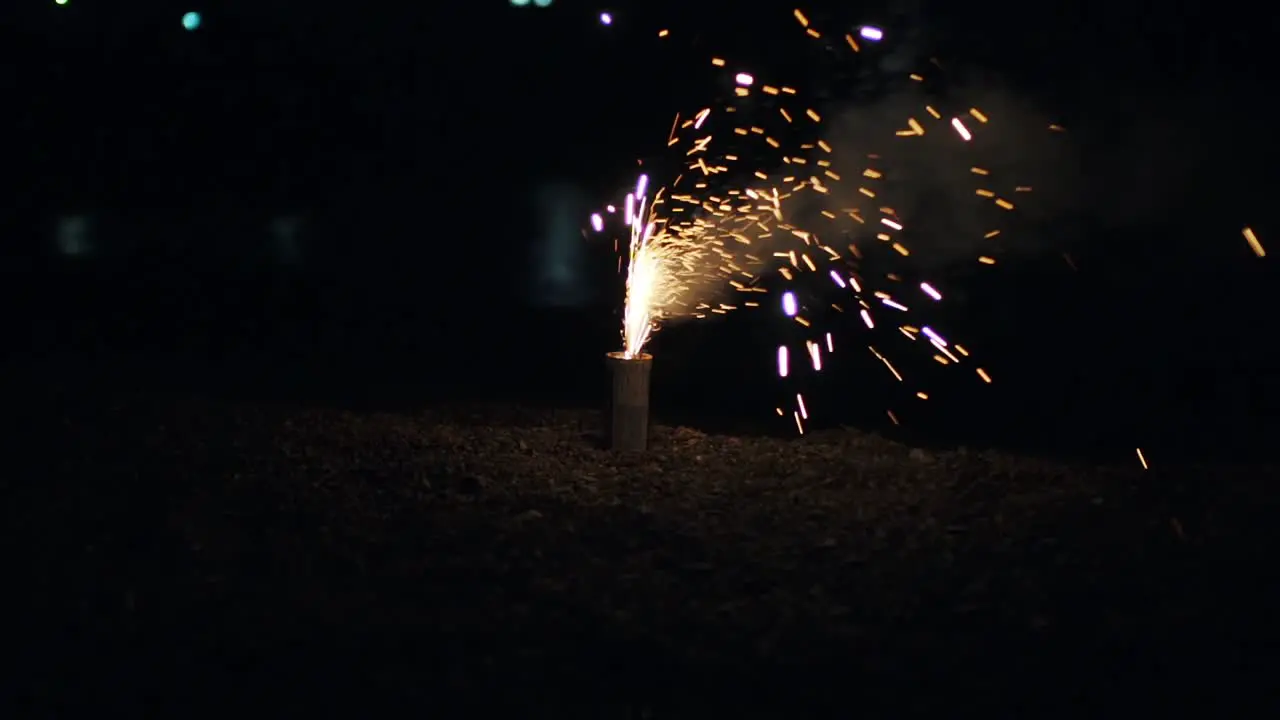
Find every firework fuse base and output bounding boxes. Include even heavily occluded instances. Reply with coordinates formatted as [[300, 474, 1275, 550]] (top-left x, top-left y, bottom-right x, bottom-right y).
[[605, 351, 652, 451]]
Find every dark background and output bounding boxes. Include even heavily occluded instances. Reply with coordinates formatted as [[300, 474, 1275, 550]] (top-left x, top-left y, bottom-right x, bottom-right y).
[[3, 0, 1277, 463]]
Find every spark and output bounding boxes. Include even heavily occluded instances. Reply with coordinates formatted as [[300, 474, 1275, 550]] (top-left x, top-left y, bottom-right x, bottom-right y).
[[782, 291, 798, 316], [1243, 226, 1265, 257]]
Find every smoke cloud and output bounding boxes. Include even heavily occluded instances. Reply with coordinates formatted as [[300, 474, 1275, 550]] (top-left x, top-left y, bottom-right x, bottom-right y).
[[782, 70, 1259, 266]]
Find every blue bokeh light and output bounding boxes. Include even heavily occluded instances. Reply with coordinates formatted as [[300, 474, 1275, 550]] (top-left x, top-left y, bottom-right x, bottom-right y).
[[182, 12, 202, 31]]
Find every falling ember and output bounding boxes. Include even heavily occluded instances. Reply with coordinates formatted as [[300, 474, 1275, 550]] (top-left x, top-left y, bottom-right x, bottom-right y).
[[590, 213, 604, 233], [951, 118, 972, 141], [1136, 447, 1149, 470], [735, 72, 754, 86], [777, 345, 790, 377], [859, 26, 884, 41], [920, 282, 942, 300], [1243, 227, 1265, 257]]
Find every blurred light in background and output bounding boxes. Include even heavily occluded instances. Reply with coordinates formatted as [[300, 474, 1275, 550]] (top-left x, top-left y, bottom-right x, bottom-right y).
[[182, 11, 202, 31], [269, 216, 303, 265], [600, 12, 613, 25], [530, 182, 590, 308], [55, 215, 94, 258]]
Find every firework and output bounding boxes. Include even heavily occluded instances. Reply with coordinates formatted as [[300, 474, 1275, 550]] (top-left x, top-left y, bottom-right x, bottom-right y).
[[599, 104, 807, 359], [591, 9, 1068, 435]]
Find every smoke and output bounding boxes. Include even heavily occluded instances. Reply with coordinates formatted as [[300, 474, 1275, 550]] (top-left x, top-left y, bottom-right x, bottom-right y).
[[780, 75, 1078, 268], [781, 70, 1253, 266]]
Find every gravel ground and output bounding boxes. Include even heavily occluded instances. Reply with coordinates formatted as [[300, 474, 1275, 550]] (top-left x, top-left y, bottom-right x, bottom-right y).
[[6, 391, 1279, 717]]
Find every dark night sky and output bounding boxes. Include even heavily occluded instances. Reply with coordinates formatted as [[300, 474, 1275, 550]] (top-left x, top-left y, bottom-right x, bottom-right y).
[[2, 1, 1275, 275], [2, 1, 1277, 457], [6, 1, 1271, 178]]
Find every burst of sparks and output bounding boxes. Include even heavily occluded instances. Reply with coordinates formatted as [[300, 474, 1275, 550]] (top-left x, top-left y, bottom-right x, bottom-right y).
[[587, 9, 1085, 435], [578, 8, 1250, 461]]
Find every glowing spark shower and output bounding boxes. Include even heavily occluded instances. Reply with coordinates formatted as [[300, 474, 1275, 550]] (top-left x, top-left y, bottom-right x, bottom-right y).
[[585, 7, 1131, 434]]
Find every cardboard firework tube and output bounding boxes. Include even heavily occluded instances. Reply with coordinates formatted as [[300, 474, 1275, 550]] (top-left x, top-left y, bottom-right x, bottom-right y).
[[605, 351, 653, 451]]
